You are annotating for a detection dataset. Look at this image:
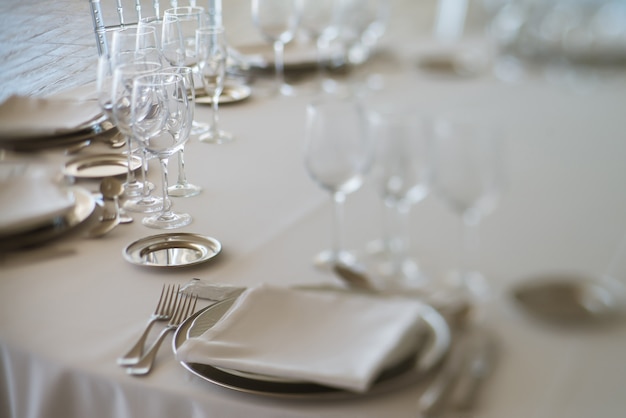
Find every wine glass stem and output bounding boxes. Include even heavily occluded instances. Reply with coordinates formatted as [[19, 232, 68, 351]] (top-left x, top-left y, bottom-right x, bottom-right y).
[[315, 37, 328, 87], [210, 93, 220, 137], [124, 136, 140, 194], [176, 149, 188, 185], [387, 201, 411, 275], [158, 157, 173, 218], [331, 191, 346, 261], [141, 149, 151, 198], [460, 214, 480, 279], [273, 40, 285, 90]]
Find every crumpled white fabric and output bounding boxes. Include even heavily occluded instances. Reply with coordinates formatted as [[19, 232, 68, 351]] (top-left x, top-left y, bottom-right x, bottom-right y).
[[176, 284, 425, 393]]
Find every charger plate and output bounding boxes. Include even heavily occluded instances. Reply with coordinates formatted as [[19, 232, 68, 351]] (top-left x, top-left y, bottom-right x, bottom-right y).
[[195, 84, 252, 105], [64, 153, 142, 179], [123, 233, 222, 268], [173, 296, 450, 398]]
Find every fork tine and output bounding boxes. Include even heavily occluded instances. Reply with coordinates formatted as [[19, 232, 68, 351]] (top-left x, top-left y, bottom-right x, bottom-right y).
[[117, 283, 178, 366]]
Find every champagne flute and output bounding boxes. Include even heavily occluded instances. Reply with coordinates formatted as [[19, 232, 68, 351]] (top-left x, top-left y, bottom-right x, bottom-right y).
[[431, 116, 502, 308], [161, 66, 202, 197], [304, 96, 373, 268], [195, 26, 233, 144], [131, 72, 192, 229], [111, 61, 164, 213], [367, 108, 432, 288], [251, 0, 301, 96], [163, 6, 211, 136]]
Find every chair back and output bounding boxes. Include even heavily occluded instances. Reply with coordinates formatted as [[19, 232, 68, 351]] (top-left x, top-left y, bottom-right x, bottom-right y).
[[89, 0, 198, 56]]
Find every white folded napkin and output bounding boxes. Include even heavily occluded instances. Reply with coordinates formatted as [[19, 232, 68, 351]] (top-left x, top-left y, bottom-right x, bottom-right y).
[[0, 95, 102, 140], [0, 163, 75, 236], [176, 284, 425, 392]]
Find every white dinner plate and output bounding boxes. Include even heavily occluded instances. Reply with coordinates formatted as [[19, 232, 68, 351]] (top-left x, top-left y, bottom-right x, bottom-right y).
[[173, 296, 450, 398], [0, 186, 96, 250]]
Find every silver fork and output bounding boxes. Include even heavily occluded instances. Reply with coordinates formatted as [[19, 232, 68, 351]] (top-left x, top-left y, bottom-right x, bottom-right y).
[[117, 284, 179, 366], [127, 292, 198, 376]]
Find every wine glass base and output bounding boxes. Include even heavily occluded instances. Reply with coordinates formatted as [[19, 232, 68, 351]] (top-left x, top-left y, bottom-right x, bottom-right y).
[[142, 211, 192, 229], [123, 196, 163, 213], [191, 120, 210, 136], [199, 130, 234, 145], [168, 182, 202, 198], [364, 239, 430, 290], [313, 249, 358, 270]]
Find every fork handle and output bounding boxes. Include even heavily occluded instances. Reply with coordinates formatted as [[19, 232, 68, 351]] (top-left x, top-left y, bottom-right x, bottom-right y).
[[126, 326, 174, 376], [117, 317, 158, 366]]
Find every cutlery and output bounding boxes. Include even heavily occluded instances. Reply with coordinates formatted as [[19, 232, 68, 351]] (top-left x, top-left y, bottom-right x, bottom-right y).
[[450, 329, 498, 410], [127, 292, 198, 376], [117, 284, 179, 366], [418, 328, 497, 416]]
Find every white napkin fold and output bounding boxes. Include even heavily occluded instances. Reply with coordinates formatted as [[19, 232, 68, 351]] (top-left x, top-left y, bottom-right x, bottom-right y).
[[176, 284, 425, 392], [0, 163, 75, 236], [0, 95, 102, 140]]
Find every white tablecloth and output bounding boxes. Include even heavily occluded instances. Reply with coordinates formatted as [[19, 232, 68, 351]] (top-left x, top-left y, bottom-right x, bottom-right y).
[[2, 1, 626, 417]]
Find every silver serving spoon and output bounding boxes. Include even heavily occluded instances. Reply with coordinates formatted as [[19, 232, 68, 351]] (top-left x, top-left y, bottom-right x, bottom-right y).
[[87, 177, 124, 238]]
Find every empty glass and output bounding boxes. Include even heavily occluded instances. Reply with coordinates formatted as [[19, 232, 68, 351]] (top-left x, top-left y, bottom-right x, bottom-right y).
[[196, 26, 233, 144], [304, 96, 373, 268], [432, 116, 503, 305], [161, 66, 202, 197], [131, 72, 193, 229], [367, 108, 431, 288], [251, 0, 302, 96]]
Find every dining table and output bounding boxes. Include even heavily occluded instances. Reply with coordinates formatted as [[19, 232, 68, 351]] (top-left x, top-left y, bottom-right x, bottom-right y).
[[2, 0, 626, 417]]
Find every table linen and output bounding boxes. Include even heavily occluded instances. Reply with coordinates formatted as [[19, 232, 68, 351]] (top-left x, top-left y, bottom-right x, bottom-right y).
[[2, 1, 626, 417]]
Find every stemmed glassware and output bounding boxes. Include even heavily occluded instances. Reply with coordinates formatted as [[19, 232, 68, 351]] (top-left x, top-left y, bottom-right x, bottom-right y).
[[109, 27, 166, 213], [367, 108, 431, 288], [163, 7, 211, 136], [431, 116, 502, 306], [304, 96, 372, 268], [195, 26, 233, 144], [131, 72, 193, 229], [160, 66, 202, 197], [251, 0, 302, 96], [299, 0, 340, 93]]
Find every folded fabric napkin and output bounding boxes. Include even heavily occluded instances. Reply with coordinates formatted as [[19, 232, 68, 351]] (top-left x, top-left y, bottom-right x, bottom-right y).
[[0, 95, 102, 140], [0, 163, 75, 236], [176, 284, 425, 392]]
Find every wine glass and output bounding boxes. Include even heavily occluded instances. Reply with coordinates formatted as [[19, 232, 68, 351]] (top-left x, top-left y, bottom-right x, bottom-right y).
[[366, 108, 432, 288], [110, 26, 165, 67], [195, 26, 233, 144], [431, 116, 502, 309], [299, 0, 341, 93], [304, 96, 373, 268], [160, 66, 202, 197], [251, 0, 301, 96], [131, 72, 192, 229], [111, 61, 164, 213], [162, 8, 211, 137]]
